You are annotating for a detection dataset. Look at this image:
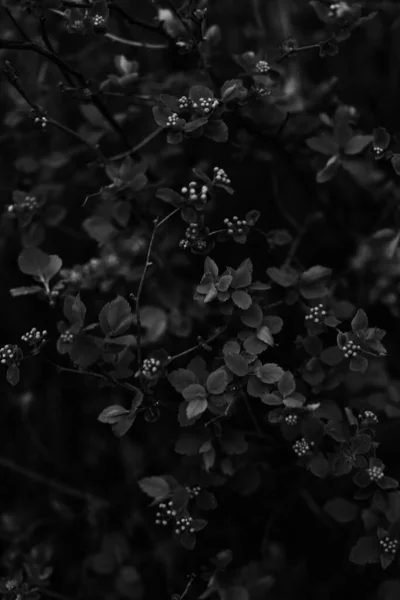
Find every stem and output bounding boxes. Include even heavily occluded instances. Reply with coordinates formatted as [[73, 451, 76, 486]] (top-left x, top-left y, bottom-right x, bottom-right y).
[[48, 117, 105, 162], [165, 325, 228, 366], [105, 32, 167, 49], [109, 127, 163, 161], [135, 209, 180, 367], [0, 456, 108, 507], [5, 7, 31, 42]]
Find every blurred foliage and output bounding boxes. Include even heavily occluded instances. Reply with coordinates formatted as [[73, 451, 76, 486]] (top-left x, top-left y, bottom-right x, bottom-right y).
[[2, 1, 400, 600]]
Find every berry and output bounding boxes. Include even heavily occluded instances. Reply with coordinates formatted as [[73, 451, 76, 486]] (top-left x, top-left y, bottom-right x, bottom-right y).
[[359, 410, 378, 423], [223, 215, 248, 237], [379, 536, 398, 554], [0, 344, 17, 365], [342, 339, 361, 358], [34, 115, 48, 129], [181, 181, 209, 204], [366, 465, 384, 482], [59, 330, 74, 345], [92, 15, 106, 27], [192, 97, 219, 115], [21, 327, 47, 346], [213, 167, 231, 185], [293, 438, 311, 457], [7, 194, 38, 215], [142, 357, 162, 379], [328, 1, 351, 18], [187, 485, 201, 498], [285, 414, 298, 426], [5, 580, 18, 591], [305, 303, 327, 324], [166, 113, 180, 128], [255, 60, 270, 74], [178, 96, 191, 110], [372, 145, 384, 157]]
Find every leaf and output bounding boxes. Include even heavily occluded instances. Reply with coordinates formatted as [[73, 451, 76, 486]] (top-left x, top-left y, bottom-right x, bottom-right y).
[[98, 405, 130, 424], [204, 257, 219, 277], [256, 325, 274, 346], [224, 353, 249, 376], [316, 155, 340, 183], [220, 428, 248, 454], [391, 155, 400, 178], [99, 296, 133, 336], [324, 498, 358, 523], [82, 216, 117, 245], [189, 85, 214, 103], [349, 536, 380, 565], [243, 335, 268, 355], [267, 266, 299, 287], [138, 476, 171, 500], [308, 455, 329, 478], [278, 371, 295, 397], [6, 364, 19, 386], [240, 303, 263, 328], [187, 398, 208, 419], [64, 295, 86, 328], [175, 431, 210, 455], [206, 369, 228, 394], [351, 308, 368, 332], [224, 587, 249, 600], [261, 393, 282, 405], [231, 259, 253, 288], [204, 120, 229, 143], [306, 135, 339, 156], [18, 248, 62, 284], [168, 369, 198, 392], [231, 290, 252, 309], [320, 346, 343, 366], [180, 531, 196, 550], [256, 363, 284, 384], [182, 383, 207, 402], [349, 355, 368, 373], [345, 135, 373, 155], [155, 187, 183, 206], [9, 285, 42, 297]]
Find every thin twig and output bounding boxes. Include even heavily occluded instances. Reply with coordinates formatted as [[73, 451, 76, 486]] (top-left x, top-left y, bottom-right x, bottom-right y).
[[165, 325, 228, 366], [109, 127, 163, 161], [105, 31, 167, 49], [5, 7, 31, 42], [0, 456, 109, 507], [134, 209, 180, 367]]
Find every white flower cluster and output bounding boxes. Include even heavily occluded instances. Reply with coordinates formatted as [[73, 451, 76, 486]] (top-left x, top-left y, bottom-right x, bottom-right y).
[[380, 536, 398, 554], [34, 115, 48, 129], [142, 357, 161, 378], [305, 303, 327, 324], [213, 167, 231, 185], [285, 414, 299, 426], [328, 2, 350, 18], [166, 113, 180, 127], [192, 97, 219, 114], [223, 216, 247, 236], [178, 96, 191, 110], [255, 60, 270, 74], [360, 410, 378, 423], [181, 181, 208, 203], [7, 195, 37, 214], [59, 331, 74, 345], [21, 327, 47, 345], [0, 344, 16, 365], [342, 339, 361, 358], [293, 438, 311, 457], [366, 465, 384, 482]]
